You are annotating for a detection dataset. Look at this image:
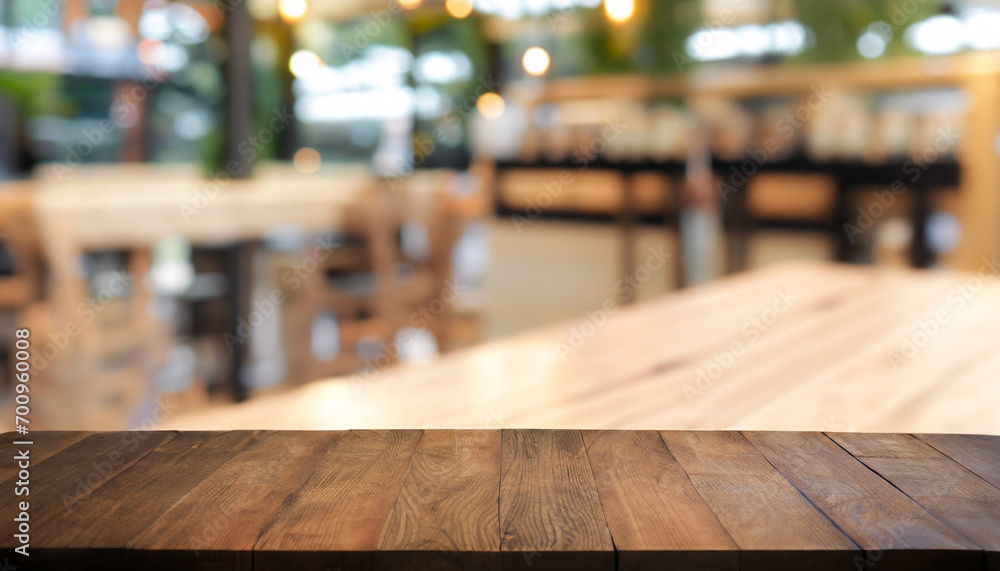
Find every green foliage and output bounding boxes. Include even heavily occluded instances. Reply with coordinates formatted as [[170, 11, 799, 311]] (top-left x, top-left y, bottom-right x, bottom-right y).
[[641, 0, 702, 74], [0, 72, 69, 117], [793, 0, 935, 63]]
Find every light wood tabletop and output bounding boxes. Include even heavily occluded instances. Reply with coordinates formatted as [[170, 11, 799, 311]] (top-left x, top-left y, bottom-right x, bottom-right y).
[[3, 430, 998, 570], [31, 163, 374, 249], [167, 262, 1000, 434]]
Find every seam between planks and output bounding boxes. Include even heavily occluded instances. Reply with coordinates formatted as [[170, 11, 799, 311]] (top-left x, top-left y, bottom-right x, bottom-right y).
[[913, 434, 1000, 494], [126, 431, 264, 571], [823, 433, 991, 554], [124, 431, 264, 555], [580, 430, 619, 571], [383, 428, 426, 526], [735, 431, 864, 554], [60, 430, 182, 514], [0, 432, 94, 489], [498, 430, 503, 562], [653, 431, 741, 553]]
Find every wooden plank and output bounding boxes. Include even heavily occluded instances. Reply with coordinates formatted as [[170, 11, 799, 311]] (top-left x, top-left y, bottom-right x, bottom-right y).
[[499, 429, 614, 571], [129, 430, 343, 570], [2, 429, 997, 569], [744, 431, 982, 570], [583, 430, 738, 571], [916, 433, 1000, 490], [659, 431, 858, 570], [254, 430, 423, 571], [375, 430, 501, 571], [25, 431, 258, 570], [0, 431, 177, 541], [0, 431, 93, 482], [28, 432, 256, 563], [831, 433, 1000, 569]]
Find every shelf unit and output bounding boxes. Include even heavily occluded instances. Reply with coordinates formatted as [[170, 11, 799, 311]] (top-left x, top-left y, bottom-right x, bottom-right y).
[[493, 53, 1000, 286]]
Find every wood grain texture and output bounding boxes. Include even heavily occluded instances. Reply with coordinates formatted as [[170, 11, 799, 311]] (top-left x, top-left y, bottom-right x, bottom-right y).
[[375, 430, 501, 571], [0, 431, 176, 540], [916, 433, 1000, 489], [32, 432, 255, 541], [5, 430, 998, 570], [254, 429, 422, 571], [831, 432, 1000, 569], [659, 431, 859, 570], [583, 430, 738, 571], [744, 431, 982, 570], [128, 431, 341, 569], [25, 431, 257, 570], [0, 431, 92, 482], [166, 263, 1000, 437], [499, 429, 614, 571]]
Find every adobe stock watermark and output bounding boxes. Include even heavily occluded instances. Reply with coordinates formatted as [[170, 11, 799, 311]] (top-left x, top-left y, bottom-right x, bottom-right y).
[[385, 74, 501, 187], [682, 287, 800, 403], [554, 245, 671, 360], [718, 84, 834, 202], [671, 2, 753, 73], [844, 125, 959, 244], [61, 397, 180, 512], [222, 233, 338, 353], [887, 254, 1000, 370], [349, 277, 468, 394], [9, 0, 70, 50], [334, 0, 412, 59], [483, 405, 510, 429], [45, 69, 168, 181], [511, 116, 628, 234], [180, 107, 295, 222], [188, 437, 303, 557], [31, 270, 135, 371]]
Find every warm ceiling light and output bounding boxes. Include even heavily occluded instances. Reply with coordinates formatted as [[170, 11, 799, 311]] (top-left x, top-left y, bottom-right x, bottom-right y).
[[476, 92, 505, 120], [522, 46, 551, 76], [293, 147, 322, 174], [289, 49, 321, 77], [399, 0, 422, 9], [445, 0, 473, 18], [604, 0, 635, 23], [278, 0, 307, 23]]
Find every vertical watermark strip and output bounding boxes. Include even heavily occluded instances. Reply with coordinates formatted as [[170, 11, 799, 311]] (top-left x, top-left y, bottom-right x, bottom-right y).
[[12, 327, 32, 557]]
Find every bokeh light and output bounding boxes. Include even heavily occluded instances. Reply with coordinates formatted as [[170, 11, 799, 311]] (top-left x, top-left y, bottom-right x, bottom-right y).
[[293, 147, 322, 174], [522, 46, 551, 76], [445, 0, 474, 19], [278, 0, 308, 23], [289, 50, 321, 78], [604, 0, 635, 24], [476, 92, 505, 120]]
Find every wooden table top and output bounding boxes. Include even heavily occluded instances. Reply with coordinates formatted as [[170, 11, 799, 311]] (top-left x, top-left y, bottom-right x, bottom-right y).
[[17, 163, 376, 248], [168, 262, 1000, 434], [2, 430, 998, 570]]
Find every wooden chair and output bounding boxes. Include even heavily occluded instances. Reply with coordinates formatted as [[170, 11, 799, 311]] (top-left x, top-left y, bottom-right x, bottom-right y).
[[0, 183, 42, 394], [283, 171, 464, 384]]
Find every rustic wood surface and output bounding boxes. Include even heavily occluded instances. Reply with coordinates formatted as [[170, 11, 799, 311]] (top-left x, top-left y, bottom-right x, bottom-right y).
[[167, 263, 1000, 435], [2, 430, 998, 570]]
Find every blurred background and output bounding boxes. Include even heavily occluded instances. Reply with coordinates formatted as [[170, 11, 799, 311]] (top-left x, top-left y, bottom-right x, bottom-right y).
[[1, 0, 998, 429]]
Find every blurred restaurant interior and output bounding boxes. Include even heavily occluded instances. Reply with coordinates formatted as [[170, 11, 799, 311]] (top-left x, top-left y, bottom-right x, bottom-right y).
[[1, 0, 1000, 433]]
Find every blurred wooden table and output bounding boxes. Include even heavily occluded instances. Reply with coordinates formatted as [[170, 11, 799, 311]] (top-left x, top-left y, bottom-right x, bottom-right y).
[[168, 262, 1000, 434], [19, 164, 376, 406], [3, 429, 998, 570], [32, 164, 374, 250]]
